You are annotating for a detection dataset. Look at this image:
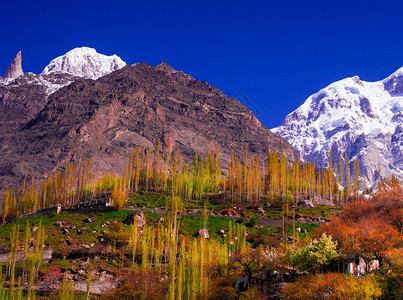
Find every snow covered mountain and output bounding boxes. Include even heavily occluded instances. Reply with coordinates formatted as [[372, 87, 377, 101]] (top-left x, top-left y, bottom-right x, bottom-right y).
[[42, 47, 126, 79], [1, 47, 127, 95], [272, 68, 403, 185]]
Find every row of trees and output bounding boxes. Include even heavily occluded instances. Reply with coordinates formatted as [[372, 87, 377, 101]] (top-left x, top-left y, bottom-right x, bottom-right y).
[[2, 143, 366, 222]]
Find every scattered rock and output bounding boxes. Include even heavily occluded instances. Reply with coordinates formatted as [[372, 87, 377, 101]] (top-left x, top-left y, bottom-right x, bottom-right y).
[[78, 269, 86, 276], [42, 249, 53, 261], [189, 209, 203, 215], [124, 212, 146, 227], [79, 258, 90, 268], [82, 244, 91, 249], [83, 218, 92, 223], [54, 221, 63, 227], [194, 228, 209, 239], [217, 229, 227, 239], [157, 217, 164, 223], [297, 200, 314, 208], [216, 209, 239, 217], [32, 226, 39, 232]]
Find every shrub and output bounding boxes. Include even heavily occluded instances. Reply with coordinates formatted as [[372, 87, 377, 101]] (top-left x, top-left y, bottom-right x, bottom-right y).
[[282, 273, 382, 300], [112, 189, 127, 208]]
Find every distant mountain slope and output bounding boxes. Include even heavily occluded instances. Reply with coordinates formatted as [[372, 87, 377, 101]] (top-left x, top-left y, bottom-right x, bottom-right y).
[[0, 56, 298, 190], [272, 68, 403, 185], [0, 47, 126, 149]]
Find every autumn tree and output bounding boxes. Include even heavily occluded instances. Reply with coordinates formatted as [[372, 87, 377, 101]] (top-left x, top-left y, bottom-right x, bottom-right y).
[[355, 217, 403, 271], [376, 175, 403, 202], [315, 218, 359, 256], [111, 189, 127, 208]]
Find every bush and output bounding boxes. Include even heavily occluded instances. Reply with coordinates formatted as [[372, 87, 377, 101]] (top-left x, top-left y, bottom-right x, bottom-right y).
[[104, 222, 130, 247], [112, 269, 168, 299], [208, 285, 238, 300], [112, 189, 127, 208], [246, 216, 258, 228], [236, 217, 245, 224], [282, 273, 382, 299]]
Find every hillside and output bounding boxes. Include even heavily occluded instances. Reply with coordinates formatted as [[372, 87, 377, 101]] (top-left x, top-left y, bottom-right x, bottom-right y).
[[0, 51, 297, 191]]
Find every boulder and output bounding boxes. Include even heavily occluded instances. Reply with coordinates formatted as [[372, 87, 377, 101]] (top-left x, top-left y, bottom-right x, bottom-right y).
[[297, 200, 314, 208], [124, 212, 146, 227], [194, 228, 209, 239], [54, 221, 63, 227]]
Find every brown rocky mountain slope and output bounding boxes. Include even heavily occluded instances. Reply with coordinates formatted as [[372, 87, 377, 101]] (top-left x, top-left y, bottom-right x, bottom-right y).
[[0, 62, 298, 190]]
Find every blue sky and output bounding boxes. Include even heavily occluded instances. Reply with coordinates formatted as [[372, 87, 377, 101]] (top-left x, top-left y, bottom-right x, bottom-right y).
[[2, 0, 403, 128]]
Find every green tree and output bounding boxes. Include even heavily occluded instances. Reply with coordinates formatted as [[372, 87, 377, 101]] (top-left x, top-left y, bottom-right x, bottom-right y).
[[297, 233, 339, 273]]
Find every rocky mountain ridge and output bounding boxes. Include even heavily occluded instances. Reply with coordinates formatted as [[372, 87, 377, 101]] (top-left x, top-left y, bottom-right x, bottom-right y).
[[2, 51, 23, 80]]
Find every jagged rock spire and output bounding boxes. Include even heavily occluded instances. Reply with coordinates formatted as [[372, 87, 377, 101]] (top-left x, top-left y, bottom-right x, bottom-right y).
[[3, 51, 24, 80]]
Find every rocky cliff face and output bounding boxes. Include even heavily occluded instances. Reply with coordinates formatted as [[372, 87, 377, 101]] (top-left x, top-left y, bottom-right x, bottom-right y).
[[0, 53, 297, 191], [272, 69, 403, 185], [2, 51, 23, 80]]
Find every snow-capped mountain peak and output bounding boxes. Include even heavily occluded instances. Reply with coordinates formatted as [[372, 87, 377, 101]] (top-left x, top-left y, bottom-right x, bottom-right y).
[[272, 67, 403, 185], [42, 47, 126, 79]]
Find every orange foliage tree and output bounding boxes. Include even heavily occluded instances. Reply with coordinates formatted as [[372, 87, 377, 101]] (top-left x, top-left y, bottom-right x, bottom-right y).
[[316, 199, 403, 272], [355, 217, 403, 271], [376, 175, 403, 201], [111, 189, 127, 208], [315, 218, 359, 256]]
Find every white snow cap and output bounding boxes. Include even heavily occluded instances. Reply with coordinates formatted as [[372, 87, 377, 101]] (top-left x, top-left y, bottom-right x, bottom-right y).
[[272, 66, 403, 184], [42, 47, 126, 79]]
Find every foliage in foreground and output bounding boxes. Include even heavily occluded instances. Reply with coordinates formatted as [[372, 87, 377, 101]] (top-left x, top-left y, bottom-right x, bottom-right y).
[[282, 273, 382, 300]]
